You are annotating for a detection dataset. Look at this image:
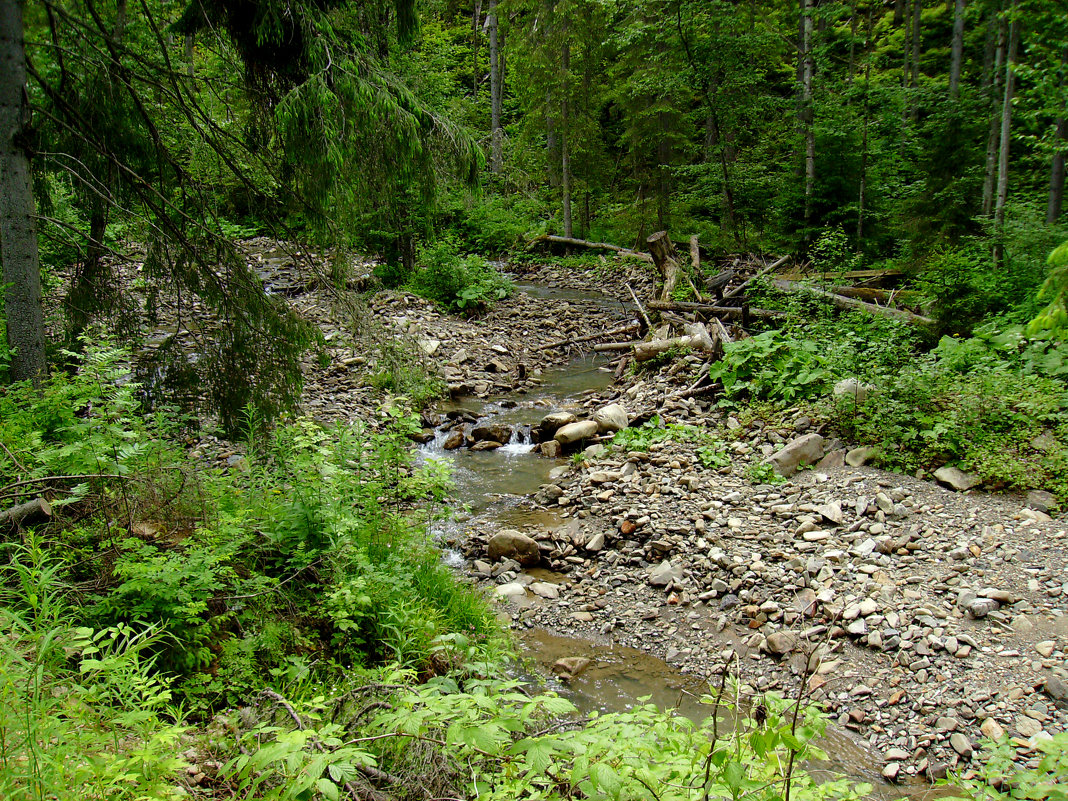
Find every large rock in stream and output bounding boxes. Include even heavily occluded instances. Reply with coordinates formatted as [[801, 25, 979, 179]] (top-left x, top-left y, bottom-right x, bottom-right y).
[[487, 529, 541, 566], [555, 420, 599, 447]]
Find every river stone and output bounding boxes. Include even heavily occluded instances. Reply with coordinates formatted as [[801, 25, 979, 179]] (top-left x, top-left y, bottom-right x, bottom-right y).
[[539, 440, 562, 458], [442, 430, 465, 450], [1043, 676, 1068, 702], [765, 631, 798, 656], [1014, 715, 1042, 738], [585, 531, 605, 551], [495, 582, 527, 598], [950, 733, 973, 759], [981, 718, 1006, 740], [539, 411, 578, 436], [555, 420, 599, 446], [471, 440, 502, 451], [1036, 640, 1056, 657], [934, 466, 980, 492], [766, 433, 824, 477], [1027, 490, 1056, 513], [648, 560, 683, 587], [488, 530, 541, 566], [471, 423, 513, 444], [834, 377, 871, 405], [552, 657, 591, 679], [529, 582, 560, 600], [845, 446, 877, 467], [593, 403, 628, 433], [417, 338, 441, 356]]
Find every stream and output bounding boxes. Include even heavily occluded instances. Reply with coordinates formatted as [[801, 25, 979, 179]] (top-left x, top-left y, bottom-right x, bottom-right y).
[[418, 284, 949, 801]]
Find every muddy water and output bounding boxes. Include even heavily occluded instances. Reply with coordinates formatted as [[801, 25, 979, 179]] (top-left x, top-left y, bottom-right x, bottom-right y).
[[423, 285, 947, 801]]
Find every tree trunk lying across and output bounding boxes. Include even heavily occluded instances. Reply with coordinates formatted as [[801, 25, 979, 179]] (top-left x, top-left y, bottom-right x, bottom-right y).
[[528, 234, 654, 263], [0, 497, 52, 532], [834, 286, 921, 303], [633, 322, 721, 362], [771, 278, 934, 326], [538, 321, 639, 351], [646, 300, 785, 319]]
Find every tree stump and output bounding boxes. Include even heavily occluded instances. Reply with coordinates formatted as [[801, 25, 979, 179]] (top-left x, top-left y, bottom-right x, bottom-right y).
[[647, 231, 680, 302]]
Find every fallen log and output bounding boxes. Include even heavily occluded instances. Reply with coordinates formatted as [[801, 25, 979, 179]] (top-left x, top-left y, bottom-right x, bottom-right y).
[[538, 322, 640, 351], [771, 279, 934, 326], [528, 234, 654, 263], [646, 300, 785, 319], [593, 341, 639, 352], [834, 286, 922, 303], [1, 497, 52, 532], [633, 322, 720, 363]]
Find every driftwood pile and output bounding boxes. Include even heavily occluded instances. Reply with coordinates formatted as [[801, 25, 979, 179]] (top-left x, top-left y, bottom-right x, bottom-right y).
[[531, 230, 932, 378]]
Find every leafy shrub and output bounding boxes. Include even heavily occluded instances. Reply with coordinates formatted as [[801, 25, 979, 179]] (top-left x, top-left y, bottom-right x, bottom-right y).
[[407, 235, 513, 314], [832, 327, 1068, 498], [708, 330, 835, 404], [917, 244, 1015, 334]]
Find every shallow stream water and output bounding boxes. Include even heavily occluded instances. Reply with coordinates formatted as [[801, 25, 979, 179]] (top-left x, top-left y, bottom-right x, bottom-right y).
[[420, 284, 949, 801]]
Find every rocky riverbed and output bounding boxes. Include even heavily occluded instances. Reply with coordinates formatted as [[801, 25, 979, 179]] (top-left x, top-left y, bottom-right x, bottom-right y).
[[177, 242, 1067, 788]]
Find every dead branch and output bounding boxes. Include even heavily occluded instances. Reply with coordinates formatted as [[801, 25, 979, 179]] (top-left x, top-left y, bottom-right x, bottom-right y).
[[720, 254, 791, 301], [528, 234, 653, 263], [0, 497, 52, 532]]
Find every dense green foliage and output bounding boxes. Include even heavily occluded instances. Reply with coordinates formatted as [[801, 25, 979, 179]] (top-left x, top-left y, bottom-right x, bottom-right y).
[[0, 338, 500, 710]]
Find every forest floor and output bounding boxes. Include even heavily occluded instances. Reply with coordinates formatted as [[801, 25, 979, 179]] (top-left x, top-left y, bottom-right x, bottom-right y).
[[191, 244, 1068, 789]]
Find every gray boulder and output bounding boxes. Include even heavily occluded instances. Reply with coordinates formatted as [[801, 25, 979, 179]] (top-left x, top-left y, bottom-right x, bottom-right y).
[[555, 420, 599, 446], [487, 529, 541, 566], [593, 403, 628, 433], [934, 466, 980, 492], [766, 433, 825, 477]]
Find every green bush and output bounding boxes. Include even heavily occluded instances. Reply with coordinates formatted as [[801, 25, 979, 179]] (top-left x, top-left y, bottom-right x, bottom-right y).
[[832, 327, 1068, 499], [407, 235, 513, 314]]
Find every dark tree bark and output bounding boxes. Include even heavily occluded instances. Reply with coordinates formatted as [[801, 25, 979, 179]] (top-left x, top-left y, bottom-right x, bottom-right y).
[[799, 0, 815, 236], [488, 0, 502, 174], [982, 11, 1005, 216], [0, 0, 48, 384], [993, 8, 1019, 263], [949, 0, 966, 100], [560, 37, 572, 238]]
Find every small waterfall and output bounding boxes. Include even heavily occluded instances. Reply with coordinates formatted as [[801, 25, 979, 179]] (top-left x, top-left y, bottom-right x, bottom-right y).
[[498, 425, 535, 455]]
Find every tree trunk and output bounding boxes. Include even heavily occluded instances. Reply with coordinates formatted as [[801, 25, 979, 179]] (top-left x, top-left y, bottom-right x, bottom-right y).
[[982, 12, 1005, 216], [0, 0, 48, 384], [488, 0, 502, 174], [1049, 116, 1066, 224], [992, 9, 1018, 262], [1048, 49, 1067, 224], [858, 38, 872, 245], [799, 0, 815, 237], [560, 38, 572, 238], [949, 0, 966, 100], [908, 0, 923, 120]]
